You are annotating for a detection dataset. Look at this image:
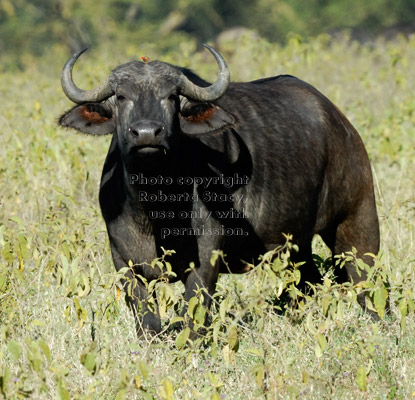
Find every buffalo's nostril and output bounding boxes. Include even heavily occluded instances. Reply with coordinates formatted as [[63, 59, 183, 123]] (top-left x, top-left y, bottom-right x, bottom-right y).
[[128, 127, 139, 136], [154, 126, 164, 136]]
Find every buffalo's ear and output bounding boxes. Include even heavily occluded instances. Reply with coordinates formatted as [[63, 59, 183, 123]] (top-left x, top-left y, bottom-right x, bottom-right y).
[[179, 102, 234, 134], [59, 103, 116, 135]]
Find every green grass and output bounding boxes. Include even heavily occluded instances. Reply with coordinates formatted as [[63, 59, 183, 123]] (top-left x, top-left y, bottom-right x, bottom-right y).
[[1, 33, 415, 399]]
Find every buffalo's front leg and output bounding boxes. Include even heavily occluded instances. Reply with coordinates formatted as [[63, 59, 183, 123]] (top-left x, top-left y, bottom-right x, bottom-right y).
[[111, 246, 162, 336], [122, 276, 162, 337], [182, 258, 220, 335]]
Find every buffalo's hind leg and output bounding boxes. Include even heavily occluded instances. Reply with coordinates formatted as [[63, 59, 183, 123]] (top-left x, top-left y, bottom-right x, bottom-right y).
[[322, 194, 380, 313]]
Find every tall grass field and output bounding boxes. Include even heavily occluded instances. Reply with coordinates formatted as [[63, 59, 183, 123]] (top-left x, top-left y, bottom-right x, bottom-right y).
[[1, 34, 415, 399]]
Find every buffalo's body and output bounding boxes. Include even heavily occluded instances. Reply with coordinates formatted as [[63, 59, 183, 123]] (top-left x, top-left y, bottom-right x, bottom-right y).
[[59, 46, 379, 335]]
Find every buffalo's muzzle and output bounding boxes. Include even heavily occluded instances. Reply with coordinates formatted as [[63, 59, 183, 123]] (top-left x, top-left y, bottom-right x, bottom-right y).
[[128, 120, 167, 151]]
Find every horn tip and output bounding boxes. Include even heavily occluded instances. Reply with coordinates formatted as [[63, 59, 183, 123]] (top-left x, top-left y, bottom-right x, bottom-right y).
[[202, 43, 215, 52], [73, 46, 90, 58]]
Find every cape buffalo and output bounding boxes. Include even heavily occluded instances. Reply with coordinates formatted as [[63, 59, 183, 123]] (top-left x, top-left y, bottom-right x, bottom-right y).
[[59, 45, 379, 336]]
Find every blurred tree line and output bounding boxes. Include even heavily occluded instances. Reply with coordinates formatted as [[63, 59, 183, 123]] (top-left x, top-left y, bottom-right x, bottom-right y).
[[1, 0, 414, 65]]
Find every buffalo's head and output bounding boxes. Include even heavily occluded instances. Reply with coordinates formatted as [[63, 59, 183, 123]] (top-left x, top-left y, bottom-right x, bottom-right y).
[[59, 45, 234, 169]]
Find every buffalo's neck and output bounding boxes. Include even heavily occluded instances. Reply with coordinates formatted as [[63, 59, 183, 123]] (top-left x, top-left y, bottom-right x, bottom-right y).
[[122, 158, 195, 217], [127, 177, 194, 209]]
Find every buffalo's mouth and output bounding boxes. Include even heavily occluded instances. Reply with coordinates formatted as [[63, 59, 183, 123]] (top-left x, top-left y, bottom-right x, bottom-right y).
[[135, 145, 167, 154]]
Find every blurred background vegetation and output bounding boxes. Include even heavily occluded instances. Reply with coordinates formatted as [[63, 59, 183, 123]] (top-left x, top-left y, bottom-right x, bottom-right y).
[[1, 0, 414, 69]]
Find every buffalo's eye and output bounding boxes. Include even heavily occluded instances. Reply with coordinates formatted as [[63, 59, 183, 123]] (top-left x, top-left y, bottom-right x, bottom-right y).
[[116, 94, 126, 102], [168, 94, 178, 102]]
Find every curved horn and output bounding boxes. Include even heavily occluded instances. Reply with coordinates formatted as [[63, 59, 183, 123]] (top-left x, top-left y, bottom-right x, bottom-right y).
[[180, 44, 230, 101], [61, 48, 113, 104]]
